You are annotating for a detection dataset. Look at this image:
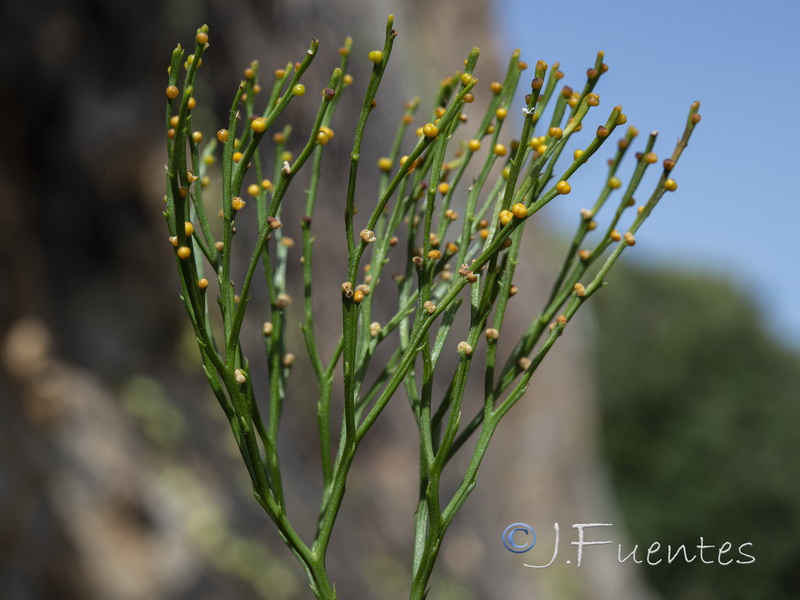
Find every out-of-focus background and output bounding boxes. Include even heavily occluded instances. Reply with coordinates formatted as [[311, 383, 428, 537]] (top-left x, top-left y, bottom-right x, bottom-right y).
[[0, 0, 797, 598]]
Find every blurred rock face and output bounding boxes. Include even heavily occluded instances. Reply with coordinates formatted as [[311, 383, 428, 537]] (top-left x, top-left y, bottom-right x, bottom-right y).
[[0, 0, 653, 598]]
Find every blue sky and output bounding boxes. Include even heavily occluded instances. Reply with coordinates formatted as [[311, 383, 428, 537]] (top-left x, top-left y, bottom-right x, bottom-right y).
[[493, 0, 800, 347]]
